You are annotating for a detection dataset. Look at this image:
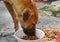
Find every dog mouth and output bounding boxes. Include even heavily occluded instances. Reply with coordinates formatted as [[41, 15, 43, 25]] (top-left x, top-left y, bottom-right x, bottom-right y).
[[21, 26, 36, 36]]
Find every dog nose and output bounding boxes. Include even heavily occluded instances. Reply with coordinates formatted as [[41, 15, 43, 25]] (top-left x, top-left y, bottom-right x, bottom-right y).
[[21, 26, 36, 36]]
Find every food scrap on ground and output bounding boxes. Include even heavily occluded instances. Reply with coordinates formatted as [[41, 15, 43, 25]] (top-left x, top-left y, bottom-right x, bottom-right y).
[[38, 27, 60, 41]]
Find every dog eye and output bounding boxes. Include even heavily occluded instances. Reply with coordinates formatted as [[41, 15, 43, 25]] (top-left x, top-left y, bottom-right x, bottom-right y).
[[23, 11, 30, 22]]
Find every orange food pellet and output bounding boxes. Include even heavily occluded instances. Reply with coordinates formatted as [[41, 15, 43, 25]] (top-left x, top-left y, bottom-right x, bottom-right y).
[[21, 36, 39, 40]]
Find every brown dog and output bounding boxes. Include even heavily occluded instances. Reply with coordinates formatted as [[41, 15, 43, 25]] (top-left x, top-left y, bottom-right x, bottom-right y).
[[0, 0, 38, 36]]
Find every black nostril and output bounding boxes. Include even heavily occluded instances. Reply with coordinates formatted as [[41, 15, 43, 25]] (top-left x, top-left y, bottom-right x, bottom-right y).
[[23, 10, 30, 22]]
